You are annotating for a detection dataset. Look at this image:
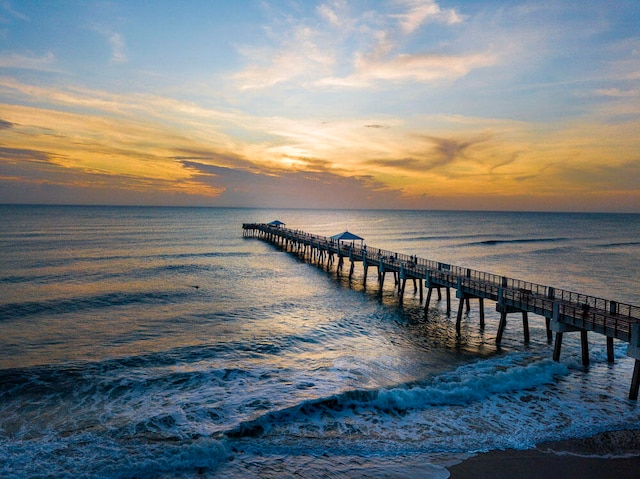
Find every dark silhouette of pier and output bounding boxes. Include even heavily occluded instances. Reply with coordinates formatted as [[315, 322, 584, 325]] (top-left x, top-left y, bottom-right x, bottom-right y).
[[242, 222, 640, 400]]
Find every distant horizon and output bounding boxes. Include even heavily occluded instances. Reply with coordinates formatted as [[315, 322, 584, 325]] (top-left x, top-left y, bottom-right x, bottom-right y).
[[1, 2, 638, 213], [2, 202, 638, 215]]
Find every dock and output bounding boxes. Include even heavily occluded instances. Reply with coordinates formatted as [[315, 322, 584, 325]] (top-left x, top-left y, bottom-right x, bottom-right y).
[[242, 222, 640, 400]]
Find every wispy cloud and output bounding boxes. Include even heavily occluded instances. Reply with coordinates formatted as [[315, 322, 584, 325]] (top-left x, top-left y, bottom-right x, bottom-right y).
[[233, 0, 483, 90], [177, 160, 408, 209], [367, 134, 492, 174], [316, 1, 343, 27], [0, 1, 29, 21], [324, 50, 496, 87], [89, 24, 128, 63], [232, 25, 335, 90], [0, 52, 57, 71], [424, 135, 489, 166], [108, 32, 127, 63], [393, 0, 463, 33], [0, 146, 51, 163], [595, 88, 640, 98]]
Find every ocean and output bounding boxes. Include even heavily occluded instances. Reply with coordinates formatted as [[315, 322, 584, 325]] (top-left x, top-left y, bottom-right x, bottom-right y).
[[1, 205, 639, 478]]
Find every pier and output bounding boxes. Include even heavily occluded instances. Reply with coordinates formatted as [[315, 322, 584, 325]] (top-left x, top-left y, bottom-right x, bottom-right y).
[[242, 222, 640, 400]]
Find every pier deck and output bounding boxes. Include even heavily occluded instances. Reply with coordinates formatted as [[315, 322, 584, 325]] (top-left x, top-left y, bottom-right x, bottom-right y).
[[242, 222, 640, 399]]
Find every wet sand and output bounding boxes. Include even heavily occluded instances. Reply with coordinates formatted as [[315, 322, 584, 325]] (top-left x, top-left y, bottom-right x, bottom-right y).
[[448, 429, 640, 479]]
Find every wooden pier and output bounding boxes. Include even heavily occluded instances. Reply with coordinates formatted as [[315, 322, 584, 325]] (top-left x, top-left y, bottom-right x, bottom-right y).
[[242, 222, 640, 400]]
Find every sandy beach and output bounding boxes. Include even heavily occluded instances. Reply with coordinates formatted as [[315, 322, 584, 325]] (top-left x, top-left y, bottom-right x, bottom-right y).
[[448, 429, 640, 478]]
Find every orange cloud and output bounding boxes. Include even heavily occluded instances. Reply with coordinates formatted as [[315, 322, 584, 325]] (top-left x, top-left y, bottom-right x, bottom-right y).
[[1, 70, 639, 211]]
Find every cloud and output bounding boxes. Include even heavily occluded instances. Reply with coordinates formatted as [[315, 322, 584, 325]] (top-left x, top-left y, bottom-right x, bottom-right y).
[[393, 0, 463, 34], [368, 157, 424, 170], [369, 134, 491, 173], [594, 88, 640, 98], [425, 135, 488, 165], [0, 146, 52, 163], [0, 52, 57, 71], [488, 153, 519, 173], [0, 119, 13, 129], [90, 25, 128, 63], [177, 160, 410, 209], [232, 24, 335, 90], [0, 2, 29, 21], [233, 0, 483, 90], [0, 77, 248, 146], [342, 51, 497, 86], [317, 1, 342, 27], [108, 32, 127, 63], [171, 148, 258, 172]]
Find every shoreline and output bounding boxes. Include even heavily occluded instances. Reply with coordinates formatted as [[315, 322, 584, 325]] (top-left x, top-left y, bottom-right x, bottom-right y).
[[447, 429, 640, 478]]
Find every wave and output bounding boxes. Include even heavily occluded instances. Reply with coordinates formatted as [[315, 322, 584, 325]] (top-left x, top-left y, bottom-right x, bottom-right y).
[[463, 237, 568, 246], [224, 356, 569, 439], [403, 233, 508, 242], [0, 356, 267, 443], [0, 272, 72, 284], [0, 289, 191, 320], [598, 241, 640, 248], [3, 250, 255, 271], [0, 253, 263, 286]]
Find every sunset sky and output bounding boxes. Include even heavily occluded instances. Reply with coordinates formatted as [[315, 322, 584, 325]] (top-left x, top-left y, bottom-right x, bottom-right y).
[[1, 0, 639, 211]]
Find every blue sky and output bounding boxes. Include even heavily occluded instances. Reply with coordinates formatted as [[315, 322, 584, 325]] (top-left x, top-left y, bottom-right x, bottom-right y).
[[1, 1, 639, 211]]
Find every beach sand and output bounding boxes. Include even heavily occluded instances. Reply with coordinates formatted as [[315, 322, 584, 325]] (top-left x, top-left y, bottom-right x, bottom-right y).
[[447, 429, 640, 479]]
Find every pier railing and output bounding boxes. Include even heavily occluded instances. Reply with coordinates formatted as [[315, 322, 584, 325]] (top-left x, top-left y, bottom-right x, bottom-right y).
[[244, 222, 639, 322]]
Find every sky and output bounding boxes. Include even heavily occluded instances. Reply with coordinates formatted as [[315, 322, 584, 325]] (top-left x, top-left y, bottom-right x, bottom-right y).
[[0, 0, 639, 212]]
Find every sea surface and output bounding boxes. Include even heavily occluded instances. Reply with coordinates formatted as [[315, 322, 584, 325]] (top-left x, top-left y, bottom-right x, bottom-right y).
[[1, 205, 639, 478]]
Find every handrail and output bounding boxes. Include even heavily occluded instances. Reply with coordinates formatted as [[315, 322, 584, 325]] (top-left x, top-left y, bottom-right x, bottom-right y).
[[243, 223, 639, 323]]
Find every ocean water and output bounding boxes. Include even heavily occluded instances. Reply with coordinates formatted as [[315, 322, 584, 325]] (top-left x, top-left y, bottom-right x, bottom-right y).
[[1, 205, 639, 478]]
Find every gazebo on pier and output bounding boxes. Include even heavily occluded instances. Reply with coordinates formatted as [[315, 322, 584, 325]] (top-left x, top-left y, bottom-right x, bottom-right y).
[[329, 230, 364, 247]]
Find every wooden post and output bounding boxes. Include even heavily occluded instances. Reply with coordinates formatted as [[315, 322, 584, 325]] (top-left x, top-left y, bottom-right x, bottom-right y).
[[479, 298, 485, 329], [545, 317, 553, 343], [522, 311, 530, 343], [581, 330, 589, 366], [496, 311, 507, 345], [456, 297, 465, 334], [446, 288, 451, 316], [607, 337, 615, 363], [553, 332, 563, 361], [425, 287, 432, 314], [630, 360, 640, 400]]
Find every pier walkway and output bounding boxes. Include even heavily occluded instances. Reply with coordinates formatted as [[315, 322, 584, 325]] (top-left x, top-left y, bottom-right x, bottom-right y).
[[242, 222, 640, 399]]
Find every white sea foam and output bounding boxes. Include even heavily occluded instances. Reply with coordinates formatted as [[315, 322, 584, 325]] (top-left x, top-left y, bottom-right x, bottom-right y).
[[224, 350, 639, 456]]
